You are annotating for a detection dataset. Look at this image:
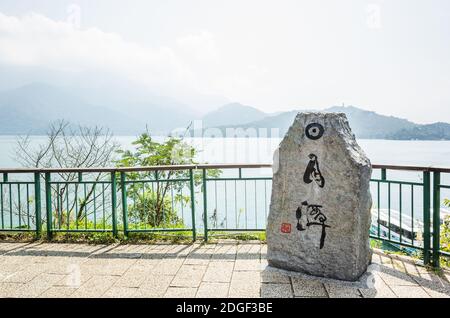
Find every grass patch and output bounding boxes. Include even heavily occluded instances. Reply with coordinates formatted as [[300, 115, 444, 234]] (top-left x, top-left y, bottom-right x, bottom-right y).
[[440, 254, 450, 269], [370, 238, 383, 249], [0, 229, 267, 244], [424, 264, 445, 277], [0, 232, 38, 242], [124, 231, 194, 244], [207, 231, 266, 242], [42, 230, 195, 244], [48, 232, 118, 244]]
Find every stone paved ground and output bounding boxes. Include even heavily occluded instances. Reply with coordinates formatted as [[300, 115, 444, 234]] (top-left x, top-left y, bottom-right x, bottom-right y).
[[0, 240, 449, 298]]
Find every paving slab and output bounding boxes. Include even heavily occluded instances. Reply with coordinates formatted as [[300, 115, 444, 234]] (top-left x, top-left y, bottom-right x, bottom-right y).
[[164, 287, 197, 298], [261, 268, 291, 284], [171, 265, 207, 288], [291, 277, 328, 297], [39, 286, 78, 298], [138, 275, 174, 297], [102, 287, 140, 298], [324, 284, 363, 298], [0, 282, 24, 298], [0, 242, 449, 298], [229, 271, 260, 298], [196, 282, 229, 298], [260, 283, 293, 298], [151, 258, 184, 276], [70, 275, 118, 298], [389, 285, 430, 298], [203, 261, 234, 283]]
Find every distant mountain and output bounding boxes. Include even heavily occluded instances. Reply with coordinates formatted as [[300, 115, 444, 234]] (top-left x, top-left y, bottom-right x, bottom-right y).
[[0, 83, 197, 135], [326, 106, 417, 139], [387, 122, 450, 140], [0, 83, 143, 134], [0, 66, 229, 115], [1, 82, 449, 140], [210, 110, 298, 136], [201, 103, 267, 127], [202, 105, 450, 140]]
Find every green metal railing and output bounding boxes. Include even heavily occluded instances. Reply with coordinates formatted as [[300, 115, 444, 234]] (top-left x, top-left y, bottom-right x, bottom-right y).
[[0, 164, 449, 267], [367, 165, 450, 267], [0, 172, 41, 234]]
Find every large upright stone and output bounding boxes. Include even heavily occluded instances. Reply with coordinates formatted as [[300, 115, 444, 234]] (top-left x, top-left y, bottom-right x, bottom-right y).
[[267, 112, 372, 281]]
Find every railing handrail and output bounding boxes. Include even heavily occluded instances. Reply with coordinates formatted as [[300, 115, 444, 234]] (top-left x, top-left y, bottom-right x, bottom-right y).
[[0, 163, 273, 174], [0, 163, 449, 173], [0, 161, 448, 267], [371, 164, 450, 173]]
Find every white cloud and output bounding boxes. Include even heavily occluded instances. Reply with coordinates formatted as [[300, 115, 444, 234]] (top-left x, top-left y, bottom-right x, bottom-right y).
[[0, 11, 270, 105], [0, 12, 199, 92], [176, 30, 219, 63]]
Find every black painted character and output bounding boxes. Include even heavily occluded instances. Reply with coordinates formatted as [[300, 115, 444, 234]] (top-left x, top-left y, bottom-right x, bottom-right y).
[[295, 200, 330, 249], [295, 205, 306, 231], [303, 154, 325, 188], [305, 123, 324, 140]]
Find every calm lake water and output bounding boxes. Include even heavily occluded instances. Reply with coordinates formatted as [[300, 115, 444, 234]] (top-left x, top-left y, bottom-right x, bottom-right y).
[[1, 136, 449, 168], [0, 136, 449, 229]]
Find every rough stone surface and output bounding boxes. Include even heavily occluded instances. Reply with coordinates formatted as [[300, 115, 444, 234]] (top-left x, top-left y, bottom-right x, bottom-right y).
[[267, 112, 373, 281]]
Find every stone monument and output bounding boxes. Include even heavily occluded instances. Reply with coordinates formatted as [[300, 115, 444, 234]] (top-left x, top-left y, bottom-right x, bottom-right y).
[[266, 112, 372, 281]]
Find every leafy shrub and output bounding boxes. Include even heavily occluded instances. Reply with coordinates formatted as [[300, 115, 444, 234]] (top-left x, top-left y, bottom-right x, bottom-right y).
[[441, 199, 450, 266], [127, 190, 182, 227], [116, 132, 220, 228]]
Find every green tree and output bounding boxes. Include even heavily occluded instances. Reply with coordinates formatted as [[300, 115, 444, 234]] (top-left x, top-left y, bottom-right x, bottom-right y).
[[116, 133, 220, 227]]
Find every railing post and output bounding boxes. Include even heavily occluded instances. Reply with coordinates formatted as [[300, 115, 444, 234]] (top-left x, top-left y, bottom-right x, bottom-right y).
[[0, 175, 4, 229], [2, 173, 8, 230], [423, 171, 431, 265], [120, 171, 128, 238], [44, 172, 52, 240], [189, 169, 196, 241], [381, 168, 387, 181], [111, 172, 118, 238], [432, 171, 441, 268], [202, 169, 208, 241], [34, 172, 41, 237]]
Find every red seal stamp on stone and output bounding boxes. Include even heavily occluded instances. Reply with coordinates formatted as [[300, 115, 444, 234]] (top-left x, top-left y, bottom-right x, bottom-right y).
[[281, 223, 291, 233]]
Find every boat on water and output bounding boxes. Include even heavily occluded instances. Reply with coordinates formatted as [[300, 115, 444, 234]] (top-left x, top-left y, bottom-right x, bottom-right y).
[[370, 208, 450, 255]]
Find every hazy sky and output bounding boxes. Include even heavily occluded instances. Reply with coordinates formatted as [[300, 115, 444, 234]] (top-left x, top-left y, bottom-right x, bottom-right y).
[[0, 0, 449, 123]]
